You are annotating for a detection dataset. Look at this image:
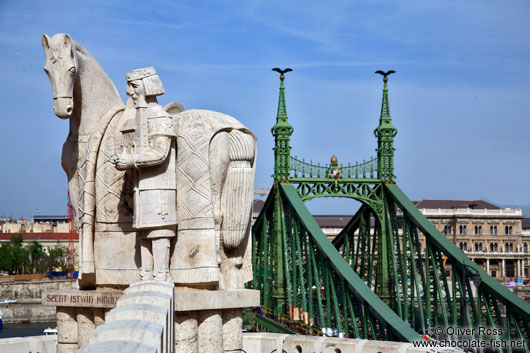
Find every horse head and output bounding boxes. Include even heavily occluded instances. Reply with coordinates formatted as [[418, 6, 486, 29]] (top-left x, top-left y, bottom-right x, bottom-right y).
[[42, 33, 79, 119]]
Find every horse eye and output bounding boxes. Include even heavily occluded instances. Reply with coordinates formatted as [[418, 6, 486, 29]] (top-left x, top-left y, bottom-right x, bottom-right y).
[[69, 67, 76, 74]]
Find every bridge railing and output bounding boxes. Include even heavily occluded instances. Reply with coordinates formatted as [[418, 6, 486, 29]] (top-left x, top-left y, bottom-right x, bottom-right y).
[[250, 183, 421, 342], [332, 184, 530, 351], [290, 156, 378, 179]]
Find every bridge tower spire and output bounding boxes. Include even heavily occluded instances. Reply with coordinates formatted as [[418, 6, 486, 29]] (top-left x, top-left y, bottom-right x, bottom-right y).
[[374, 70, 398, 182], [270, 68, 293, 317], [271, 68, 293, 182]]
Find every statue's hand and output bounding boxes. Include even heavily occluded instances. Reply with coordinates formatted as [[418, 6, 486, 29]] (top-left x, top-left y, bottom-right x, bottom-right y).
[[113, 154, 131, 170]]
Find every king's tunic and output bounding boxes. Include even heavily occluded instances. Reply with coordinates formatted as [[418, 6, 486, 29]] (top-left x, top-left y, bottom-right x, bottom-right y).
[[124, 104, 178, 232]]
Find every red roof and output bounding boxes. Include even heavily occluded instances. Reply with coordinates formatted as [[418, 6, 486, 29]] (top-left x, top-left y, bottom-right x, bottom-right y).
[[414, 200, 500, 210], [253, 199, 265, 213], [0, 232, 78, 241], [314, 216, 352, 228]]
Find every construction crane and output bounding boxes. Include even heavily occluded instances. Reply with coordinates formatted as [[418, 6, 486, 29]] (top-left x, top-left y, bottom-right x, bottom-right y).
[[254, 188, 270, 197], [67, 191, 76, 278]]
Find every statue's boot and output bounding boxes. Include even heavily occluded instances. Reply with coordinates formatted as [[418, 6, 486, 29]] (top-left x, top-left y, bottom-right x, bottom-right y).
[[153, 237, 170, 281], [140, 237, 154, 280]]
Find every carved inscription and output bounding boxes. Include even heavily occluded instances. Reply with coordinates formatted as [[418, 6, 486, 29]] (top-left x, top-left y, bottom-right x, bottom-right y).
[[42, 290, 122, 308]]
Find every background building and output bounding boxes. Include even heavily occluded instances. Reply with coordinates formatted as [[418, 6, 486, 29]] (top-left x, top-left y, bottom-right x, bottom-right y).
[[415, 200, 528, 279], [0, 215, 78, 268]]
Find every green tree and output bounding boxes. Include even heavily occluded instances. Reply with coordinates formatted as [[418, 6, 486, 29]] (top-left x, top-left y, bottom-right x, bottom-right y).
[[0, 236, 65, 274], [28, 241, 45, 273], [46, 247, 66, 272], [9, 235, 29, 274], [0, 242, 14, 273]]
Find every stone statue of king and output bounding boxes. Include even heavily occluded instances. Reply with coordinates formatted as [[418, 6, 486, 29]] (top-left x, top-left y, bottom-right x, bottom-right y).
[[114, 67, 177, 281]]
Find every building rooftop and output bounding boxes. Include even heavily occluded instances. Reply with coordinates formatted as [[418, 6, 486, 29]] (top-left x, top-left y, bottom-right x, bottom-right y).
[[253, 200, 265, 214], [414, 200, 500, 210], [33, 215, 68, 222], [314, 215, 352, 228], [0, 232, 77, 241]]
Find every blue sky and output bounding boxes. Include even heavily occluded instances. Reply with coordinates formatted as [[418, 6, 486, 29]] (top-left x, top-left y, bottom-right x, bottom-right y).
[[1, 1, 529, 218]]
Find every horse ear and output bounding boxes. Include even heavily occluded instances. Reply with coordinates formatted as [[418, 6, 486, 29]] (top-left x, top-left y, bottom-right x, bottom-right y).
[[63, 34, 72, 49], [41, 34, 50, 52]]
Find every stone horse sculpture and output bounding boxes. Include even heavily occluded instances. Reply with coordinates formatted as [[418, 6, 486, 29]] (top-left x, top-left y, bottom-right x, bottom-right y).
[[42, 33, 255, 289]]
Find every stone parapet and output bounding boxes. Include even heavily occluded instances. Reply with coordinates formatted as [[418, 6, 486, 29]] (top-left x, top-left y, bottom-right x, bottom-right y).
[[0, 335, 57, 353], [0, 333, 467, 353], [242, 333, 464, 353], [0, 302, 56, 323], [174, 288, 259, 311]]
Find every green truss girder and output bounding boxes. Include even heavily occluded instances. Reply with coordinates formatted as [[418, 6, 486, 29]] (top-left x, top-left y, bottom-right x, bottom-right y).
[[328, 183, 530, 350], [281, 183, 421, 342], [387, 184, 530, 322], [250, 183, 422, 342], [249, 312, 297, 334], [330, 205, 364, 246]]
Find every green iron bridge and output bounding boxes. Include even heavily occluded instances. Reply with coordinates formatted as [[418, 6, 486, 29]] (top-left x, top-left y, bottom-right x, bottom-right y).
[[246, 69, 530, 351]]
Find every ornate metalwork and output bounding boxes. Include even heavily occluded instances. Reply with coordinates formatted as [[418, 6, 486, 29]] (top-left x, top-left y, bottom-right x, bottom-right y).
[[374, 72, 397, 182], [290, 156, 377, 179], [272, 68, 293, 182]]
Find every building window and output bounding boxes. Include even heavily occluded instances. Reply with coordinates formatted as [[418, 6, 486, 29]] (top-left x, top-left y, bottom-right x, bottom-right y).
[[490, 243, 493, 251], [463, 242, 467, 251], [494, 243, 498, 252], [479, 243, 483, 251], [524, 243, 528, 253], [444, 225, 452, 235], [505, 243, 509, 252], [459, 242, 463, 249], [510, 243, 513, 252], [474, 225, 482, 235], [505, 225, 513, 235], [490, 225, 498, 235]]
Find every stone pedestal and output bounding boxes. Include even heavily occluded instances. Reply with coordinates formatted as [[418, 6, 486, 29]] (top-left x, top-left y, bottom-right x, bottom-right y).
[[45, 287, 259, 353], [43, 289, 123, 351], [174, 289, 259, 353]]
